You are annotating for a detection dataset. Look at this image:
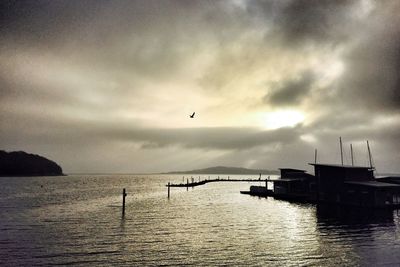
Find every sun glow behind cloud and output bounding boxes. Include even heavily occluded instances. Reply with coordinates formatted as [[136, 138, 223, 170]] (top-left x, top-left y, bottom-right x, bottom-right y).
[[261, 110, 305, 129]]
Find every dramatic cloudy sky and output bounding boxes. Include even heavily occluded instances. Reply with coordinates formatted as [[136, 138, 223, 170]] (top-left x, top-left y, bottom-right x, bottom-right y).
[[1, 0, 399, 173]]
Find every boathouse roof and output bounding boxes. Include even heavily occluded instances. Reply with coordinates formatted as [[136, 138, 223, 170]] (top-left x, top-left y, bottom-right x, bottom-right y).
[[376, 176, 400, 184], [276, 178, 306, 182], [309, 163, 374, 170], [279, 168, 306, 172], [279, 168, 314, 179], [345, 181, 400, 188]]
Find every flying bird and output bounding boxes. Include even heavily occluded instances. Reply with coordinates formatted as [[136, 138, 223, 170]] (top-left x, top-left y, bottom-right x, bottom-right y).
[[190, 112, 195, 118]]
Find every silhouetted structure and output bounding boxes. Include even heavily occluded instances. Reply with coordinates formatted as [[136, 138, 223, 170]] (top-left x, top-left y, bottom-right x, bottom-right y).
[[244, 163, 400, 208], [272, 168, 316, 201], [311, 163, 400, 207], [245, 168, 316, 201]]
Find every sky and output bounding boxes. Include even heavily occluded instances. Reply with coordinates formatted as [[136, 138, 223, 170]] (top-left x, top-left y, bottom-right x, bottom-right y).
[[1, 0, 400, 174]]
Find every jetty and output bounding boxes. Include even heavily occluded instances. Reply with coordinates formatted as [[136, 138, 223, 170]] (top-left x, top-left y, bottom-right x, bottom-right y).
[[166, 177, 274, 188]]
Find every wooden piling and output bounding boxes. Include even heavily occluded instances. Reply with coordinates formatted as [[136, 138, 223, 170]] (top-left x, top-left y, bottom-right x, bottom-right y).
[[122, 188, 127, 217], [367, 140, 373, 169], [350, 144, 354, 166], [187, 178, 189, 191], [168, 182, 170, 198], [340, 137, 344, 166]]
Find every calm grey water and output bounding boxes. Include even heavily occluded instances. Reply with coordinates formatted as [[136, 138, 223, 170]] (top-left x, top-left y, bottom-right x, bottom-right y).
[[1, 174, 400, 266]]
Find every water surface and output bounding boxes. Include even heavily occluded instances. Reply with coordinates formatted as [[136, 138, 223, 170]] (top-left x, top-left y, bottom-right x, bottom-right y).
[[1, 174, 400, 266]]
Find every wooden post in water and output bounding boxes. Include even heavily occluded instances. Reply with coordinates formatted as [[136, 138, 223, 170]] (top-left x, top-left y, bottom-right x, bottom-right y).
[[168, 182, 170, 199], [367, 140, 373, 169], [350, 144, 354, 166], [265, 179, 268, 190], [339, 137, 344, 166], [122, 188, 127, 217], [186, 178, 189, 191]]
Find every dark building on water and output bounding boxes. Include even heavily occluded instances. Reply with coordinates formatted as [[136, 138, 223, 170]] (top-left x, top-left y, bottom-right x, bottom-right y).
[[312, 163, 400, 208], [273, 168, 315, 201], [246, 164, 400, 208]]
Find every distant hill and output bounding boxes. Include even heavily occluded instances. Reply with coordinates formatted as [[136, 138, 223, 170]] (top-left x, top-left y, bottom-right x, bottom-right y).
[[164, 166, 279, 175], [0, 150, 64, 176]]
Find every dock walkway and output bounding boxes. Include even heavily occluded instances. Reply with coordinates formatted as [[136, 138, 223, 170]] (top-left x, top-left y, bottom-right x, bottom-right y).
[[166, 178, 274, 188]]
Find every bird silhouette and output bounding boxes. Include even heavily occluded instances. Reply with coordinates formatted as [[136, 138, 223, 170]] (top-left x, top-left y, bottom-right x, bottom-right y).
[[190, 112, 195, 118]]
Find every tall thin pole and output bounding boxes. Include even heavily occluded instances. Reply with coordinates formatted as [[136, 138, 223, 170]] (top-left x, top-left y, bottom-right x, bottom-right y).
[[367, 140, 373, 169], [168, 182, 170, 199], [350, 144, 354, 166], [340, 137, 344, 166], [314, 149, 317, 164], [122, 188, 127, 217]]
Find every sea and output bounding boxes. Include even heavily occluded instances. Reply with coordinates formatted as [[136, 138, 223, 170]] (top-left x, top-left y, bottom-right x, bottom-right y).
[[1, 174, 400, 266]]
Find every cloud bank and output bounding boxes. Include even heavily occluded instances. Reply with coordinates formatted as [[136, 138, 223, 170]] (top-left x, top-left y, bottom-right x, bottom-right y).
[[1, 0, 399, 173]]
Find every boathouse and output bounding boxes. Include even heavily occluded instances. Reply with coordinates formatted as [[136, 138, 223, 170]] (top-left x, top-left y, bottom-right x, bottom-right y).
[[273, 168, 315, 200], [310, 163, 400, 207]]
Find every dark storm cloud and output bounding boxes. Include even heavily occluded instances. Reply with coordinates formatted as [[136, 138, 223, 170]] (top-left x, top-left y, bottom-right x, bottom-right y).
[[337, 16, 400, 111], [0, 0, 99, 45], [274, 0, 357, 44], [240, 0, 360, 45], [0, 0, 234, 47], [0, 1, 228, 82], [293, 0, 400, 115], [262, 0, 400, 115], [264, 71, 315, 106]]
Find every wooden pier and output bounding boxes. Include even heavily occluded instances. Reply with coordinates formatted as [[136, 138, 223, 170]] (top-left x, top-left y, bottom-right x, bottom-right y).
[[166, 178, 274, 188]]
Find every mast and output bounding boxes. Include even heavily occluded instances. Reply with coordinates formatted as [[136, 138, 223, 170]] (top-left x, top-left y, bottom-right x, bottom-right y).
[[340, 137, 343, 166], [367, 140, 373, 169], [314, 149, 317, 164], [350, 144, 354, 166]]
